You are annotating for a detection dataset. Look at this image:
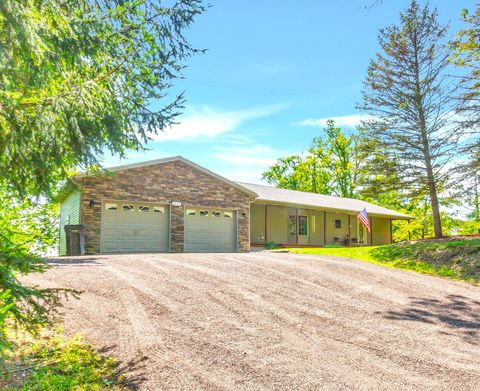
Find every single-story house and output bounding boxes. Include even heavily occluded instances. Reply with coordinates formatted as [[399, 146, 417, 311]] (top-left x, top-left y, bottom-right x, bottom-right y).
[[59, 156, 410, 255]]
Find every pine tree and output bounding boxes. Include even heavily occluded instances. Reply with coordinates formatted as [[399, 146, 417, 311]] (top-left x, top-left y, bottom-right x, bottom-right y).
[[358, 0, 461, 238]]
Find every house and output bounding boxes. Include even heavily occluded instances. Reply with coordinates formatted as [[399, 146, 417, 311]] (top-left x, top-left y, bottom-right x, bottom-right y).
[[59, 156, 410, 255]]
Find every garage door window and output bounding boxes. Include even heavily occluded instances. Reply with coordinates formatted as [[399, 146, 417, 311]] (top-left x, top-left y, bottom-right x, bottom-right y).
[[199, 210, 209, 216], [212, 211, 221, 217], [123, 205, 135, 212], [224, 211, 232, 218], [153, 206, 165, 213], [186, 209, 196, 216], [138, 205, 150, 212], [105, 203, 117, 210]]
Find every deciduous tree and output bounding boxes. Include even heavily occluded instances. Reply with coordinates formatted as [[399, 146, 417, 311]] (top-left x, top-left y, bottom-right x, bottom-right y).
[[262, 121, 361, 197], [451, 5, 480, 133]]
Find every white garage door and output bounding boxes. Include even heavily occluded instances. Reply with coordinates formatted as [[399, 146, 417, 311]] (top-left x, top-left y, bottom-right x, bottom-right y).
[[101, 201, 169, 253], [184, 208, 236, 252]]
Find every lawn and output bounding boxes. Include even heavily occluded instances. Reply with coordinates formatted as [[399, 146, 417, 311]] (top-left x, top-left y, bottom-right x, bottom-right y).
[[1, 327, 129, 391], [287, 238, 480, 284]]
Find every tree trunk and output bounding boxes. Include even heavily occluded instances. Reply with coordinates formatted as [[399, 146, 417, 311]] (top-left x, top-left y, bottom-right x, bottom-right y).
[[426, 166, 443, 238], [419, 124, 443, 238], [412, 32, 443, 239]]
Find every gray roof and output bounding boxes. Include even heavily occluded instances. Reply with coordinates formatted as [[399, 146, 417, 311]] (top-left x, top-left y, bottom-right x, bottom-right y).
[[238, 182, 411, 220]]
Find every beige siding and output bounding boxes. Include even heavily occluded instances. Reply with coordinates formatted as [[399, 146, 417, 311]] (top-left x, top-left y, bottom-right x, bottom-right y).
[[350, 216, 359, 243], [250, 204, 265, 244], [372, 217, 391, 245], [266, 205, 288, 244], [309, 210, 325, 245], [325, 212, 349, 245], [250, 202, 392, 248], [59, 189, 81, 255]]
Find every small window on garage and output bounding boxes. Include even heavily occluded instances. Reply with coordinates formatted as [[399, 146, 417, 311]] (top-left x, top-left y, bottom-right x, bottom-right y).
[[212, 211, 221, 217], [153, 206, 165, 213], [105, 203, 117, 210], [199, 210, 209, 216], [335, 219, 342, 229], [123, 204, 135, 212], [138, 205, 150, 212], [186, 209, 196, 216], [224, 211, 233, 218]]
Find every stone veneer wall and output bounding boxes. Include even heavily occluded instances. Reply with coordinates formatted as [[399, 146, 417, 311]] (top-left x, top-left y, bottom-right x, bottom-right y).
[[79, 160, 255, 254]]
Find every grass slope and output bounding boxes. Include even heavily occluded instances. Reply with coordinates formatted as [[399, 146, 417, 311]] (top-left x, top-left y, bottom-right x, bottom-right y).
[[288, 239, 480, 284], [1, 327, 129, 390]]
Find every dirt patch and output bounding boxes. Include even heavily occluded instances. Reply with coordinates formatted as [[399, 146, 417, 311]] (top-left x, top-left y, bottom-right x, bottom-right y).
[[26, 252, 480, 390]]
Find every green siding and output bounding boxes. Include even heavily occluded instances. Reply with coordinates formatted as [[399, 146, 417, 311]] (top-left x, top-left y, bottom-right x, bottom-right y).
[[59, 189, 81, 255]]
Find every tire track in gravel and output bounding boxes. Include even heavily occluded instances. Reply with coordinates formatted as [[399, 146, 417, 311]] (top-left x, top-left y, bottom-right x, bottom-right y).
[[147, 254, 480, 389], [102, 263, 273, 391], [28, 253, 480, 390], [114, 258, 442, 389], [226, 255, 480, 380], [104, 259, 368, 389]]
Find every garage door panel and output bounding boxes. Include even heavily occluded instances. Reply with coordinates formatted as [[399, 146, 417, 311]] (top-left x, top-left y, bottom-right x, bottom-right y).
[[101, 201, 169, 253], [185, 208, 236, 252]]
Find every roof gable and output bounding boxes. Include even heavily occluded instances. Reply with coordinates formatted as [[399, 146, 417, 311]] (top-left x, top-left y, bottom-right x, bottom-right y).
[[76, 156, 258, 197]]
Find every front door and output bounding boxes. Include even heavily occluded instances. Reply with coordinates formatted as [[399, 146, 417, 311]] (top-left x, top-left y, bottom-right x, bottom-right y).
[[297, 214, 309, 245]]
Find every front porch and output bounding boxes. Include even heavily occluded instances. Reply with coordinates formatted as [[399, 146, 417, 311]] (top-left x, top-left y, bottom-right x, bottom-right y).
[[250, 203, 392, 248]]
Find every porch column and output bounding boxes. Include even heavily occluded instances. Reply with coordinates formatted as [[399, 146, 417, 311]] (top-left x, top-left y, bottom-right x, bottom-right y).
[[264, 205, 268, 244]]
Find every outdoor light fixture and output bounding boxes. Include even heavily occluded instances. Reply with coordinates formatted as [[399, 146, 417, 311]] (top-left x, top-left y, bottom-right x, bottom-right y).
[[89, 200, 96, 207]]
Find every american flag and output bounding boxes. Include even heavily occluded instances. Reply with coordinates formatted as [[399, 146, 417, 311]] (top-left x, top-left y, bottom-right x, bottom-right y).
[[357, 208, 371, 233]]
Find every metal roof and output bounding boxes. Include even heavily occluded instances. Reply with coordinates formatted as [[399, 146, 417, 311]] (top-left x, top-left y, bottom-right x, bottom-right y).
[[237, 182, 411, 220]]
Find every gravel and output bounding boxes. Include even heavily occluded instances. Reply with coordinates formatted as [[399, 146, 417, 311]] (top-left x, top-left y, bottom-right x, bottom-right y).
[[27, 252, 480, 390]]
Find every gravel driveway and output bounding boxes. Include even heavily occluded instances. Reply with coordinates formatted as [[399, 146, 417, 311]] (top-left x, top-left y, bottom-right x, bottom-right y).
[[29, 252, 480, 390]]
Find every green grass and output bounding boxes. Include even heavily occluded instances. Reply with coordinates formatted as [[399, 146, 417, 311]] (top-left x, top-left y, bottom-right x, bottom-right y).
[[1, 327, 129, 390], [287, 238, 480, 284]]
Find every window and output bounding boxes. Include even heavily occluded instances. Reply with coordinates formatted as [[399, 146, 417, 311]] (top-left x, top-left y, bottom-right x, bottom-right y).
[[298, 216, 308, 236], [335, 219, 342, 229], [212, 211, 221, 217], [123, 204, 134, 212], [224, 211, 233, 218], [138, 205, 150, 212], [288, 215, 296, 236], [186, 209, 196, 216], [199, 210, 209, 216], [105, 203, 117, 210], [153, 206, 165, 213]]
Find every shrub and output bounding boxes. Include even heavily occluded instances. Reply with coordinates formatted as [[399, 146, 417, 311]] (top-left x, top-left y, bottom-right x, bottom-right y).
[[265, 241, 279, 250]]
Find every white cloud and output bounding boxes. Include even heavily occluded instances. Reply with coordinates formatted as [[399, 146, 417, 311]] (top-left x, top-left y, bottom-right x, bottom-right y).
[[214, 144, 291, 184], [217, 169, 268, 185], [152, 104, 287, 142], [299, 114, 375, 128], [214, 144, 285, 167]]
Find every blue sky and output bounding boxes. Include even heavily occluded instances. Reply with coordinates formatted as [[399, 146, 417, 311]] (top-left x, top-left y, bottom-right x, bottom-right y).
[[102, 0, 475, 184]]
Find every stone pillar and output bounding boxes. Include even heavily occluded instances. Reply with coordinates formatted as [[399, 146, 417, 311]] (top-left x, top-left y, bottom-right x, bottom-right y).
[[237, 207, 250, 252], [170, 203, 184, 252]]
